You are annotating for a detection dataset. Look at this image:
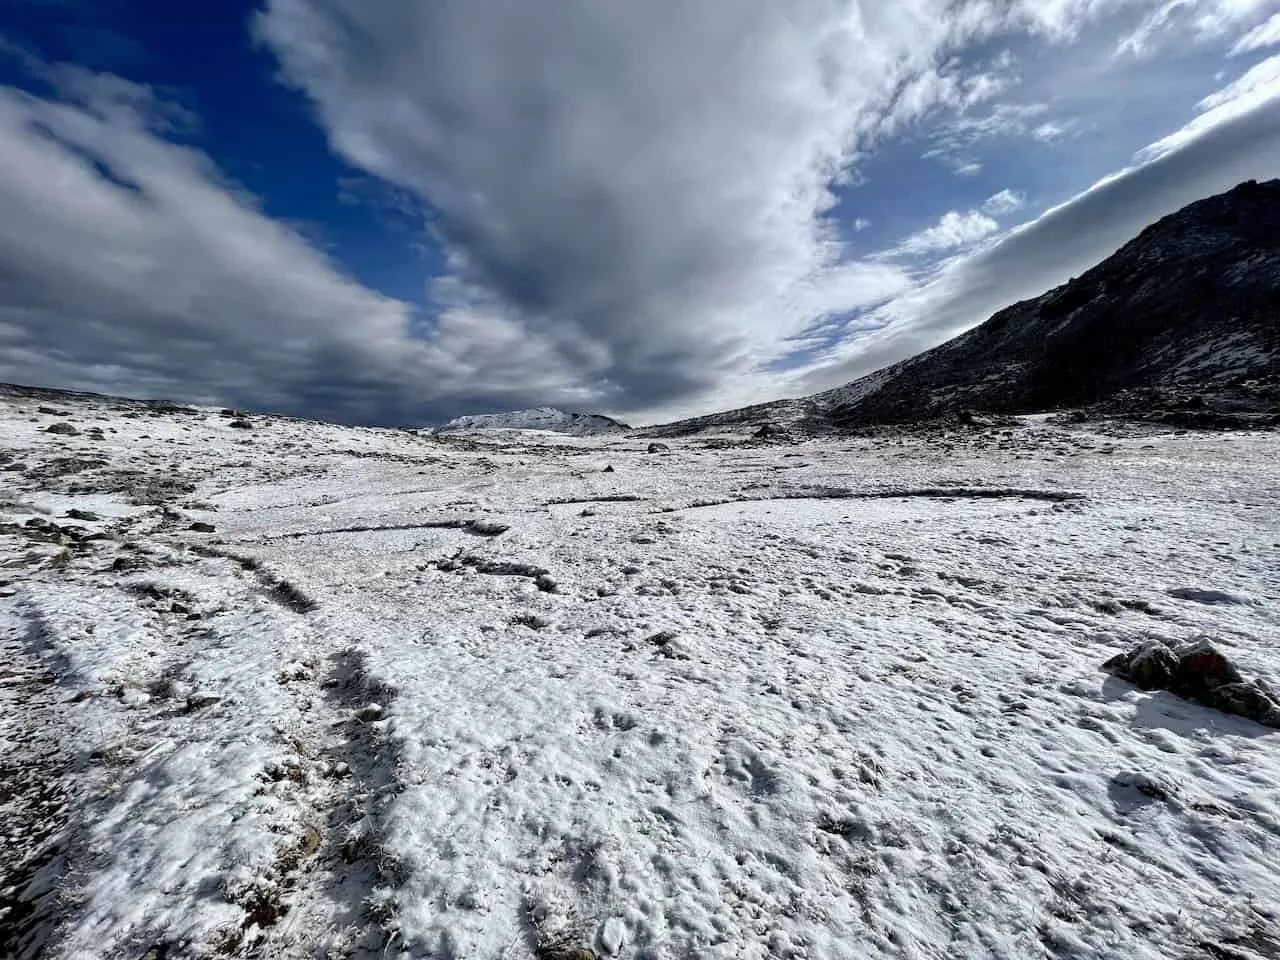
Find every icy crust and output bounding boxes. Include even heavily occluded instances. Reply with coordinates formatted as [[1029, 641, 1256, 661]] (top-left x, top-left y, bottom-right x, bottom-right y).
[[1, 391, 1278, 958]]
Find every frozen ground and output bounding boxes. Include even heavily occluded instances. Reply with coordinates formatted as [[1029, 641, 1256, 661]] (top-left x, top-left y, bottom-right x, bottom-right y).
[[2, 392, 1278, 960]]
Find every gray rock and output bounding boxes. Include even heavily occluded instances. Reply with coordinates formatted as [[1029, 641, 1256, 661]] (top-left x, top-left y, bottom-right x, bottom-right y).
[[1103, 639, 1280, 728]]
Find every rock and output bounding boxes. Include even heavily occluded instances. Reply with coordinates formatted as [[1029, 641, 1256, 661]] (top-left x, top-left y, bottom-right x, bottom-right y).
[[465, 518, 509, 536], [228, 418, 253, 429], [1211, 682, 1280, 727], [646, 442, 670, 454], [1103, 641, 1178, 691], [602, 465, 615, 473], [356, 703, 385, 722], [1102, 639, 1280, 727], [752, 423, 788, 439], [45, 422, 79, 436], [186, 691, 222, 711], [535, 573, 559, 593], [189, 521, 216, 533], [513, 613, 552, 630], [65, 508, 101, 521], [37, 405, 69, 415], [1170, 639, 1243, 697]]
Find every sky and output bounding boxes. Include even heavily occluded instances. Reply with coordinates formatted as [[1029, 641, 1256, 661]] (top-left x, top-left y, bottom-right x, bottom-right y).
[[1, 0, 1279, 426]]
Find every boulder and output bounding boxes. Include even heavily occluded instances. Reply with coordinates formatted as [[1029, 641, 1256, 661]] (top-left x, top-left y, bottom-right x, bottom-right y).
[[45, 422, 79, 436], [1103, 641, 1178, 691], [1103, 638, 1280, 728]]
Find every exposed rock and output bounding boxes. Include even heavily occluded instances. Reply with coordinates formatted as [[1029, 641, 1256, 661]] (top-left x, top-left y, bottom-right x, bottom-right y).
[[228, 419, 253, 430], [465, 518, 509, 536], [45, 422, 79, 436], [1102, 641, 1179, 691], [189, 521, 216, 533], [646, 442, 670, 454], [185, 691, 222, 712], [65, 509, 101, 522], [1104, 639, 1280, 727], [752, 423, 789, 439]]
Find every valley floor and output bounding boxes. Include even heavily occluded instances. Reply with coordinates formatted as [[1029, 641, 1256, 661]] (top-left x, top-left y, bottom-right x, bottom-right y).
[[2, 393, 1279, 959]]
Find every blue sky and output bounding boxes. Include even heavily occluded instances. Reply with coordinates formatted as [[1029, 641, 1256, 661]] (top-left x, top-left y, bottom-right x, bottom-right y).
[[1, 0, 1279, 425]]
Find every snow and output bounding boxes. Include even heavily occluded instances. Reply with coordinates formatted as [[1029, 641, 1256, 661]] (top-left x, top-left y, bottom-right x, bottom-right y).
[[3, 392, 1280, 959]]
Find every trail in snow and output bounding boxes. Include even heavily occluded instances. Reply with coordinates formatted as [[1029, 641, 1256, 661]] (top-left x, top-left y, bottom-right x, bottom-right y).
[[1, 392, 1278, 959]]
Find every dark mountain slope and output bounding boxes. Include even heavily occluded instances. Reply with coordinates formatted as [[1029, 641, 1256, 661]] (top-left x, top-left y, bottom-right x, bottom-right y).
[[823, 179, 1279, 426]]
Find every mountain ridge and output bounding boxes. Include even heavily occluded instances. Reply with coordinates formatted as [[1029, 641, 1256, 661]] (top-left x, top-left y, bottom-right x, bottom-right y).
[[434, 406, 631, 436]]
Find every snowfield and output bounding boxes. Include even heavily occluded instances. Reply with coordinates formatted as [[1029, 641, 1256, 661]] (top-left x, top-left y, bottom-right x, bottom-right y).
[[2, 392, 1279, 960]]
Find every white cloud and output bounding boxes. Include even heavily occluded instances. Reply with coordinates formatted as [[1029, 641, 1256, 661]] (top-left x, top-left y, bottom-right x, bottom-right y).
[[1118, 0, 1274, 56], [1231, 11, 1280, 53], [1032, 119, 1079, 141], [892, 210, 1001, 255], [982, 189, 1028, 215], [1138, 53, 1280, 161]]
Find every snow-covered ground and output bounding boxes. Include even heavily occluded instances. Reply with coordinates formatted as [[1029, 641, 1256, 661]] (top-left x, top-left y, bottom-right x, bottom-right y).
[[2, 392, 1279, 960]]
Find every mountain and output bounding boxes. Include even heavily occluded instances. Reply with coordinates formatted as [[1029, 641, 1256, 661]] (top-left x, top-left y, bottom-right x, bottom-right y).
[[822, 179, 1280, 427], [646, 179, 1280, 436], [434, 406, 631, 435]]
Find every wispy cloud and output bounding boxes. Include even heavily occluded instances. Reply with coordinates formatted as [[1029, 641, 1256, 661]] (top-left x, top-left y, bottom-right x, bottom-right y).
[[982, 189, 1028, 216]]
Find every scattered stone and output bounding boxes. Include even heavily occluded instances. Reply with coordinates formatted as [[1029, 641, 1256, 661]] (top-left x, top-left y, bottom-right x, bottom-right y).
[[646, 442, 670, 454], [1112, 769, 1179, 802], [185, 691, 222, 711], [45, 422, 79, 436], [752, 423, 789, 439], [512, 613, 552, 630], [465, 518, 509, 536], [1103, 639, 1280, 727], [189, 521, 216, 533]]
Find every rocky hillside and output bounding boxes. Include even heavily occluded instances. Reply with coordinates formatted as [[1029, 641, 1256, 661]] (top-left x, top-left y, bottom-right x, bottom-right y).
[[822, 179, 1280, 427], [435, 406, 630, 435]]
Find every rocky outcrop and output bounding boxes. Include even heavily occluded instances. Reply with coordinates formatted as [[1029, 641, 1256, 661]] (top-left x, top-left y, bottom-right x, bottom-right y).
[[1104, 639, 1280, 728]]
